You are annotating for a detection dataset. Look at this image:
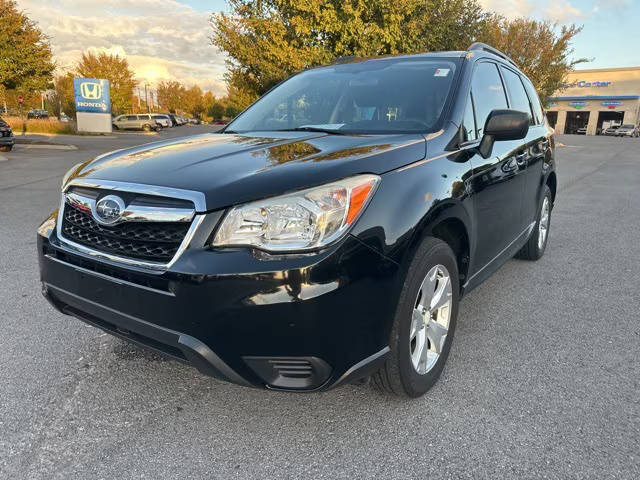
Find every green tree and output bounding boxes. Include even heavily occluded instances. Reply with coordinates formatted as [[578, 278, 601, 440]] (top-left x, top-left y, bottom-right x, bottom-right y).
[[478, 17, 587, 101], [210, 0, 489, 108], [208, 100, 226, 119], [75, 51, 136, 115], [0, 0, 54, 92]]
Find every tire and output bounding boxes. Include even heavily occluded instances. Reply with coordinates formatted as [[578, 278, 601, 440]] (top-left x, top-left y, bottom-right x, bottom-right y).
[[372, 237, 459, 398], [516, 184, 552, 261], [112, 124, 119, 130], [143, 124, 151, 132], [0, 145, 12, 152], [155, 125, 163, 131]]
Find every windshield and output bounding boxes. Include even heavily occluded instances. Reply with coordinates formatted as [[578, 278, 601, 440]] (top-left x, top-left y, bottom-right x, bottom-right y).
[[227, 58, 459, 134]]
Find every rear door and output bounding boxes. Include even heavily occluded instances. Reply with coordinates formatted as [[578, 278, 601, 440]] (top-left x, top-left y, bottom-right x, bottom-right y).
[[518, 74, 550, 225], [499, 65, 545, 228], [467, 61, 527, 270]]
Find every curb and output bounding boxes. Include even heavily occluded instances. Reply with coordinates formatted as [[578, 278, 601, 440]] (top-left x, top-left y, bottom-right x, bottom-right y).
[[14, 144, 78, 151]]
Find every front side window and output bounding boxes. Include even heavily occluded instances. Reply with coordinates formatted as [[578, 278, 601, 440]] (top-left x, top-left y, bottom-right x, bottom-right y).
[[500, 67, 533, 124], [462, 93, 477, 142], [227, 58, 460, 134], [470, 62, 508, 137], [125, 115, 136, 121], [137, 115, 151, 120]]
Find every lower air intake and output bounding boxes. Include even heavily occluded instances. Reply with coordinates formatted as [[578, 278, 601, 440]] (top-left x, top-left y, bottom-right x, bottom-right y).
[[243, 356, 332, 390]]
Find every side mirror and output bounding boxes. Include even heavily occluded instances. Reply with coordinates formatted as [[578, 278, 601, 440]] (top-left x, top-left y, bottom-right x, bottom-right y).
[[478, 109, 529, 158]]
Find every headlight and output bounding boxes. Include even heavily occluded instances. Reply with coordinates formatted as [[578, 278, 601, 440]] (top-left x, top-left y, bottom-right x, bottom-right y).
[[212, 174, 380, 252]]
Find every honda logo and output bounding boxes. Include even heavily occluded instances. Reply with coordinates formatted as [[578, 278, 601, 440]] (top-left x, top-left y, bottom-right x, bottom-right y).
[[80, 82, 102, 100]]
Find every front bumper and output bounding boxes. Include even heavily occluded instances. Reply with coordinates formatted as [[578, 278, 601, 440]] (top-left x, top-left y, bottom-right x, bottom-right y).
[[38, 212, 399, 391], [0, 134, 14, 146]]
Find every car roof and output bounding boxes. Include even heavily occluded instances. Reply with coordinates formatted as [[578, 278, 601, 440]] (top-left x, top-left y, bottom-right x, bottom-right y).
[[310, 47, 526, 77]]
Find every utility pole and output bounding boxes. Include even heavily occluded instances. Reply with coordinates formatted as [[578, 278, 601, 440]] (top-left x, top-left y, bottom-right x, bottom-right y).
[[144, 84, 150, 113]]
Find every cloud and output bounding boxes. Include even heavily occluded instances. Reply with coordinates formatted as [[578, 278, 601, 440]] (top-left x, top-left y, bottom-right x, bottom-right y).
[[543, 0, 589, 22], [19, 0, 227, 95], [479, 0, 536, 18]]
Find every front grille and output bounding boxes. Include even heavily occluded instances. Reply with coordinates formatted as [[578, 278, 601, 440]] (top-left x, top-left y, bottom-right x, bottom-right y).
[[1, 130, 11, 137], [61, 203, 191, 262]]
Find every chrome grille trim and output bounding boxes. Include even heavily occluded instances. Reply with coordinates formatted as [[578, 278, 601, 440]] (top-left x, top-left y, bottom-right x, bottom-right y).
[[56, 179, 208, 271], [65, 191, 195, 224]]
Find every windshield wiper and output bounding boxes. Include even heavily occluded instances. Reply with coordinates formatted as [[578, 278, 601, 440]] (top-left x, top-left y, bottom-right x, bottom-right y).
[[274, 127, 348, 135]]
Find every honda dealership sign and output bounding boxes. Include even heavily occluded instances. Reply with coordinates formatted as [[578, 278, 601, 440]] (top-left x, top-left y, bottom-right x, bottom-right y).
[[74, 78, 112, 132]]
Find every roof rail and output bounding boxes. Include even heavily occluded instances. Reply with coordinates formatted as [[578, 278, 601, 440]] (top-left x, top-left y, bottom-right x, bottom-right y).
[[468, 42, 518, 68]]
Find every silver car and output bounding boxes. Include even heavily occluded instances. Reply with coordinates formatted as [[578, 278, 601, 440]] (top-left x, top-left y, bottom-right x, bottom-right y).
[[152, 114, 172, 128], [615, 124, 639, 138], [112, 114, 162, 131]]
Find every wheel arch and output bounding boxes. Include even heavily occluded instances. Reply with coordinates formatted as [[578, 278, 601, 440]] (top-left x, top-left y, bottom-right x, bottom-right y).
[[406, 201, 472, 293], [546, 171, 557, 204]]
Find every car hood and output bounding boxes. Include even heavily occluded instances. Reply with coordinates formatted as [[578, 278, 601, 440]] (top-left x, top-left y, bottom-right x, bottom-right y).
[[70, 132, 426, 211]]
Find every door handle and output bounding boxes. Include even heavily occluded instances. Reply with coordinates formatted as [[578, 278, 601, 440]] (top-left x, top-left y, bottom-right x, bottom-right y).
[[515, 152, 527, 166], [501, 157, 518, 173]]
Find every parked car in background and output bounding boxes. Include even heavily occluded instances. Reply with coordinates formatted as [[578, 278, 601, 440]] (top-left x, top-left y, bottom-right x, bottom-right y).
[[189, 117, 202, 125], [576, 127, 587, 135], [112, 114, 162, 132], [0, 116, 15, 152], [614, 124, 639, 137], [59, 113, 71, 123], [603, 125, 620, 136], [152, 114, 172, 128], [211, 119, 228, 125], [39, 43, 556, 398], [27, 109, 49, 119], [164, 113, 178, 127]]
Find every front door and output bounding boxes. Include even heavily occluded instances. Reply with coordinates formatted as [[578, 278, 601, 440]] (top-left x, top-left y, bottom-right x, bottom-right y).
[[466, 61, 527, 272]]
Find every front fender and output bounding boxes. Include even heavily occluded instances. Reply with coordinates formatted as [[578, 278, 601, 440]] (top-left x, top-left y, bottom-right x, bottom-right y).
[[350, 152, 474, 268]]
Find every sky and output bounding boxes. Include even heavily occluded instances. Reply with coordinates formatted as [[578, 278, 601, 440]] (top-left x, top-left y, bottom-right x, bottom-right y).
[[17, 0, 640, 96]]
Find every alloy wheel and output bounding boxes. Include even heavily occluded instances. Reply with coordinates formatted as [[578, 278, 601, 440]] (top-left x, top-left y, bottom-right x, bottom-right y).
[[409, 264, 453, 375], [538, 196, 550, 250]]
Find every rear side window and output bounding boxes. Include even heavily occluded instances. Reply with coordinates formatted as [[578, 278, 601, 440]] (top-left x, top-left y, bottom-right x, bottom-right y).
[[137, 115, 150, 120], [521, 77, 544, 125], [471, 62, 508, 136], [500, 67, 533, 124]]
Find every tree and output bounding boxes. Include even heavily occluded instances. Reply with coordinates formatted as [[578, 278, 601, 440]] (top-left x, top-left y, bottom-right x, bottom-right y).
[[157, 80, 186, 113], [184, 85, 205, 118], [478, 17, 587, 101], [0, 0, 54, 92], [49, 73, 76, 118], [208, 99, 226, 119], [210, 0, 489, 108], [75, 51, 136, 115]]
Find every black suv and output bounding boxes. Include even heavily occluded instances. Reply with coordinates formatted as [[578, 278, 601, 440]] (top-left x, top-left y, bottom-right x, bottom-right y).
[[38, 43, 556, 397], [0, 117, 14, 152]]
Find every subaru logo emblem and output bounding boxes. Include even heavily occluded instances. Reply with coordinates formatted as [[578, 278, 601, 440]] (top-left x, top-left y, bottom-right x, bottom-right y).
[[93, 195, 125, 225], [80, 82, 102, 100]]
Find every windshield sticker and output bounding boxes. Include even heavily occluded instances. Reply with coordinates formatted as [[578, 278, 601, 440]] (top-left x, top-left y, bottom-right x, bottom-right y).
[[434, 69, 450, 77]]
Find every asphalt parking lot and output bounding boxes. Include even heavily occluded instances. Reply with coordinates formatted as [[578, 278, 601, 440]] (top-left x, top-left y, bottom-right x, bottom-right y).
[[1, 131, 639, 479]]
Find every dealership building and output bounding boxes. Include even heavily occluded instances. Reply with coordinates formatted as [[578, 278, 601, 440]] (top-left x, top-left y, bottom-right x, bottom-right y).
[[545, 66, 640, 134]]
